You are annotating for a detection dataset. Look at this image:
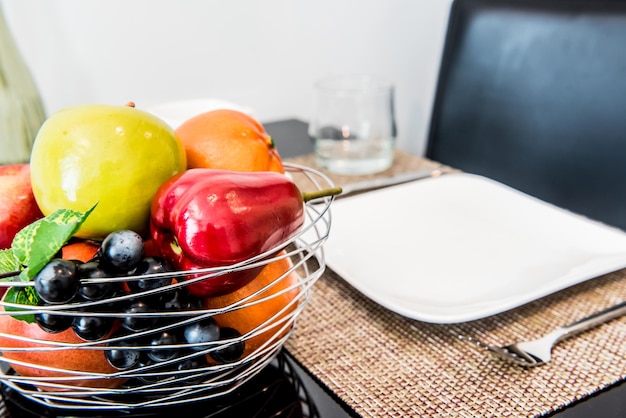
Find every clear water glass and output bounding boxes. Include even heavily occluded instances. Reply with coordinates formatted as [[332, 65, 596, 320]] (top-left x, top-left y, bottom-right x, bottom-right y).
[[309, 75, 396, 175]]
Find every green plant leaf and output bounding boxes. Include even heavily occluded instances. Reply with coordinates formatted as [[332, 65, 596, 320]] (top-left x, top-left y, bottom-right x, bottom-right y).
[[2, 204, 96, 324], [3, 286, 40, 323], [12, 205, 96, 281], [0, 249, 20, 277]]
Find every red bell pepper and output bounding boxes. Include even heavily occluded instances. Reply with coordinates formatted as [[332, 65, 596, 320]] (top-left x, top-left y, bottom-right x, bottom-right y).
[[150, 169, 305, 297]]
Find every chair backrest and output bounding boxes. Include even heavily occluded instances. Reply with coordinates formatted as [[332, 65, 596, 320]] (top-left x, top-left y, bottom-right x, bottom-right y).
[[425, 0, 626, 230]]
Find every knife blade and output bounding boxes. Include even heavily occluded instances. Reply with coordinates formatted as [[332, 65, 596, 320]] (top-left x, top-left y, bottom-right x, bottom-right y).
[[337, 166, 445, 199]]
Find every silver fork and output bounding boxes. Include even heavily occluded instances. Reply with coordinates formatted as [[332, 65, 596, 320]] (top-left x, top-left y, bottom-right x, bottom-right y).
[[462, 300, 626, 367]]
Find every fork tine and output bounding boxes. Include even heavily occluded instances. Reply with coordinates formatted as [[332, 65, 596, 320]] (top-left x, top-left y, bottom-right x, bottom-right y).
[[501, 345, 543, 366], [488, 347, 539, 367], [458, 335, 540, 367], [460, 300, 626, 368]]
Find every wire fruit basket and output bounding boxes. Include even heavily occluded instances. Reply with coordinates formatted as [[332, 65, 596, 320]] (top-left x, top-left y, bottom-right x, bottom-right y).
[[0, 163, 335, 412]]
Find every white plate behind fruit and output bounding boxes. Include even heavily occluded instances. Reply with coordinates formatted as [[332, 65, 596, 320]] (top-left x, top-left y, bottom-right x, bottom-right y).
[[323, 173, 626, 323], [144, 99, 254, 129]]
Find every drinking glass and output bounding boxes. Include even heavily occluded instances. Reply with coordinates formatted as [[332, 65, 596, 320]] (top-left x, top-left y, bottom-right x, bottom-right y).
[[308, 75, 396, 175]]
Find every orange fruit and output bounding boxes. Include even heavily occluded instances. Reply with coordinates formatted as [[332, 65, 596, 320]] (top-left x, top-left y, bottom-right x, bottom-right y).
[[175, 109, 284, 173], [61, 240, 100, 262], [203, 252, 299, 359]]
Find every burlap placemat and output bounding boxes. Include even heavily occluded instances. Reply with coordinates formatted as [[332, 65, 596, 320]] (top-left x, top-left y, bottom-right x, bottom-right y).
[[285, 151, 626, 417]]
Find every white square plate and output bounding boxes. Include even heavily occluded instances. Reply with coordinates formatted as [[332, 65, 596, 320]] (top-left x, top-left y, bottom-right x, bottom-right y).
[[323, 173, 626, 323]]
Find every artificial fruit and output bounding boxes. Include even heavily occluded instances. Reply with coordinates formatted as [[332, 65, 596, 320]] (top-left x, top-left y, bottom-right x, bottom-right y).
[[175, 109, 284, 173], [204, 252, 300, 359], [0, 164, 44, 249], [61, 240, 100, 262], [0, 307, 125, 390], [30, 103, 187, 238], [150, 169, 305, 297]]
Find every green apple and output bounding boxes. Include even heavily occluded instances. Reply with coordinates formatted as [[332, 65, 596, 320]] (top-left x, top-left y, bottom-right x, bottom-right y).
[[30, 103, 187, 238]]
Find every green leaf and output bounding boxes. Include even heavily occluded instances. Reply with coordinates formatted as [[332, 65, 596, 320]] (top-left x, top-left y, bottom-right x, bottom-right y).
[[1, 205, 96, 324], [0, 249, 20, 276], [12, 205, 96, 281], [3, 286, 40, 323]]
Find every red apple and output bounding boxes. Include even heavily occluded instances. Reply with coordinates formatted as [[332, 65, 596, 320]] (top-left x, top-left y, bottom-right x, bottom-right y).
[[0, 164, 44, 249], [0, 308, 126, 391]]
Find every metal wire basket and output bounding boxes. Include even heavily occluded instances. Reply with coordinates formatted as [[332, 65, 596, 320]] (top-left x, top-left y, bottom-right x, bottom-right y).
[[0, 350, 321, 417], [0, 163, 335, 412]]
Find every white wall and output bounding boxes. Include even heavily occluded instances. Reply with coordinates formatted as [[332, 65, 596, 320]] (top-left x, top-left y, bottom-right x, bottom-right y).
[[1, 0, 451, 155]]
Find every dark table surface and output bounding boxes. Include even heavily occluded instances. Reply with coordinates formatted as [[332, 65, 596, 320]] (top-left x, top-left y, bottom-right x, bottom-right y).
[[263, 118, 626, 418]]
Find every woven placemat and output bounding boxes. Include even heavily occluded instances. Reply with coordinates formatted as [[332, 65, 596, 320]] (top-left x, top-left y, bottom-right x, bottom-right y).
[[285, 152, 626, 417]]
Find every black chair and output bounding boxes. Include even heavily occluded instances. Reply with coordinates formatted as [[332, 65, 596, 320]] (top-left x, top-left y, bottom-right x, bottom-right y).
[[425, 0, 626, 231]]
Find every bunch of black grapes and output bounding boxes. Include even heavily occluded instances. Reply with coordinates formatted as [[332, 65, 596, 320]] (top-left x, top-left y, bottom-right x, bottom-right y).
[[32, 230, 244, 379]]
